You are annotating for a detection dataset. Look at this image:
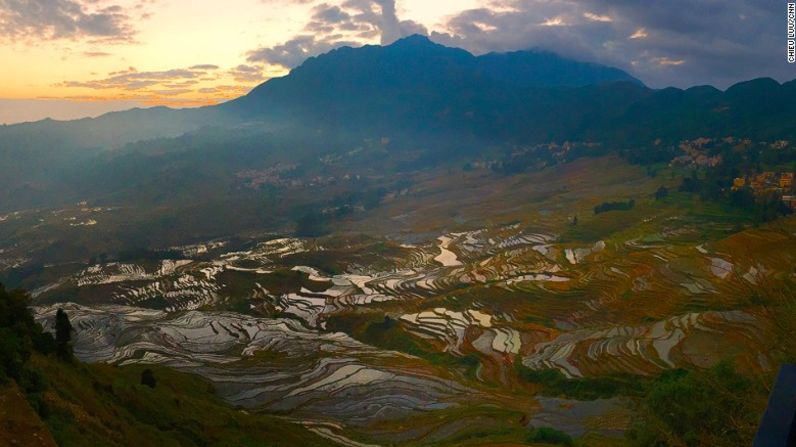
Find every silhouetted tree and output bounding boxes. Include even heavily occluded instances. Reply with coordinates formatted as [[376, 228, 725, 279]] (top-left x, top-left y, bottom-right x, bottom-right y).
[[55, 308, 73, 361], [141, 369, 157, 388], [594, 199, 635, 214]]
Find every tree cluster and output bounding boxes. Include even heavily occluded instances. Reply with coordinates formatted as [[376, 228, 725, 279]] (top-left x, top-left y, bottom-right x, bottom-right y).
[[594, 199, 635, 214]]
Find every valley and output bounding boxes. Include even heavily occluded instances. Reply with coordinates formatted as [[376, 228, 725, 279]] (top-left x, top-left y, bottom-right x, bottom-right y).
[[5, 154, 791, 445]]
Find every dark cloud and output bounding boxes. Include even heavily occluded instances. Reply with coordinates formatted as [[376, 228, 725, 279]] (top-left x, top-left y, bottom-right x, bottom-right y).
[[247, 0, 427, 69], [248, 34, 360, 69], [431, 0, 792, 88], [245, 0, 789, 87], [0, 0, 137, 42]]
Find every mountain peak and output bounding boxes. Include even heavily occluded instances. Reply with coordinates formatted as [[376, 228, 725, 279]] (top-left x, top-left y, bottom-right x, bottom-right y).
[[227, 37, 644, 116], [390, 34, 433, 46]]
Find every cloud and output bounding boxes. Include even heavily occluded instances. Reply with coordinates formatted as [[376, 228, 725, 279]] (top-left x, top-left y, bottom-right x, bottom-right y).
[[0, 0, 138, 42], [56, 61, 265, 105], [652, 57, 685, 66], [59, 65, 216, 91], [197, 84, 249, 95], [83, 50, 111, 57], [151, 88, 193, 96], [583, 12, 611, 22], [430, 0, 790, 88], [540, 16, 566, 27], [228, 64, 265, 83], [629, 27, 647, 39], [247, 0, 427, 69], [247, 34, 359, 69], [189, 64, 220, 70]]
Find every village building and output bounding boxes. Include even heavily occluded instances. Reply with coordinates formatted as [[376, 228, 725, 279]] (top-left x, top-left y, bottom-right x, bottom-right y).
[[780, 172, 794, 190]]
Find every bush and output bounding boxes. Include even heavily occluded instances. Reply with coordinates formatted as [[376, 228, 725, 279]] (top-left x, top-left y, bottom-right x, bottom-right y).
[[594, 199, 635, 214], [55, 308, 74, 362], [0, 328, 29, 382], [0, 284, 42, 382], [626, 362, 760, 446], [526, 427, 574, 446], [0, 283, 59, 414], [141, 369, 157, 388], [515, 362, 646, 400]]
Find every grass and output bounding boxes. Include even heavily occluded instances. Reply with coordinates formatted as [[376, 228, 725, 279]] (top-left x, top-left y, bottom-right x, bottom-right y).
[[515, 362, 648, 401], [526, 427, 574, 446], [27, 354, 337, 447], [561, 206, 649, 243], [625, 362, 765, 447]]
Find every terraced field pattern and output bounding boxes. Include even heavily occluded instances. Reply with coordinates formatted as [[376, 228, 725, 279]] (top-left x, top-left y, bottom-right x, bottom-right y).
[[13, 157, 796, 445]]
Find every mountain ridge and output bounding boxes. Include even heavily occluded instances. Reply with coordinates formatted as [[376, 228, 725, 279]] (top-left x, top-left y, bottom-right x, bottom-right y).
[[1, 36, 795, 213]]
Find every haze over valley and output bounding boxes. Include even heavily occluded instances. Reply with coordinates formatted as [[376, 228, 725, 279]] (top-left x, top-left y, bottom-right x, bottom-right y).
[[1, 3, 795, 446]]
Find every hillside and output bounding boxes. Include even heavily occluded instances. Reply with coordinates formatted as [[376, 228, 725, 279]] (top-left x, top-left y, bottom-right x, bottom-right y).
[[0, 284, 337, 447]]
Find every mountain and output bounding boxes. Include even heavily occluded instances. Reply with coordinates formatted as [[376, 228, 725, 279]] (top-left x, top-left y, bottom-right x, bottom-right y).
[[223, 35, 796, 145], [1, 35, 795, 215], [223, 35, 643, 136], [229, 35, 642, 112], [476, 48, 642, 87], [610, 77, 796, 142]]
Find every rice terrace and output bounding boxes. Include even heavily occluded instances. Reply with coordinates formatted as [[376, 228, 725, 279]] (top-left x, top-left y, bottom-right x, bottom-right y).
[[0, 1, 795, 446]]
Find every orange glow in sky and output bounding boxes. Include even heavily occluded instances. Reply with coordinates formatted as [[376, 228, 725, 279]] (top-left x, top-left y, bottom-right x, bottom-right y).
[[0, 0, 480, 121]]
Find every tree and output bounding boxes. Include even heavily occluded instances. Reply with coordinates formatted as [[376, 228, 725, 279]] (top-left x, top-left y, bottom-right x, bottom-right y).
[[141, 369, 157, 388], [0, 284, 53, 405], [654, 186, 669, 200], [527, 427, 574, 446], [295, 211, 328, 237], [55, 308, 73, 361]]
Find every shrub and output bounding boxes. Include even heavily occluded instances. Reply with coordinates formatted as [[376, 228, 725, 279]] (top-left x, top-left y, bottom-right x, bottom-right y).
[[515, 362, 646, 400], [526, 427, 574, 446], [55, 308, 74, 361], [141, 369, 157, 388], [626, 362, 760, 446], [594, 199, 635, 214]]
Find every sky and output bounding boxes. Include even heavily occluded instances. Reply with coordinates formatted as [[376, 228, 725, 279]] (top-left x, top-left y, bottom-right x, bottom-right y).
[[0, 0, 794, 123]]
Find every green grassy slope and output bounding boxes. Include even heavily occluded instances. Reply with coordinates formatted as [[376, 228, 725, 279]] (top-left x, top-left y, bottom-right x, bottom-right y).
[[22, 354, 336, 447]]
